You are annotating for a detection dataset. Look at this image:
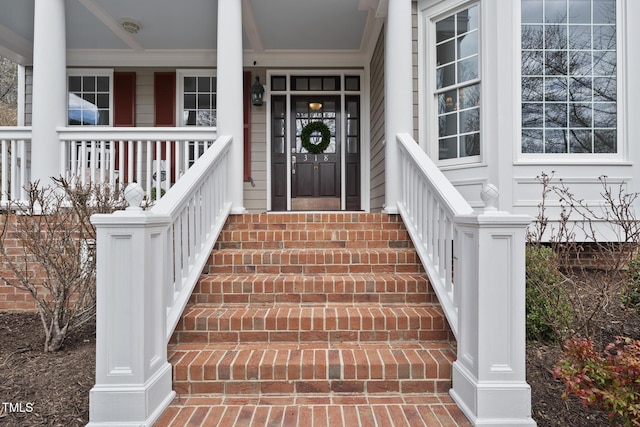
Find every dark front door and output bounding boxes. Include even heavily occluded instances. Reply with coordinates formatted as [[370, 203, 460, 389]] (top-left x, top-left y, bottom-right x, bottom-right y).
[[291, 96, 341, 210]]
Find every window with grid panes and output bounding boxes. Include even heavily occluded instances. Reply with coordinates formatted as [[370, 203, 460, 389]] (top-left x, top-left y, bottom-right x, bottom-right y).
[[435, 4, 481, 161], [182, 75, 217, 126], [521, 0, 617, 153], [67, 73, 111, 126]]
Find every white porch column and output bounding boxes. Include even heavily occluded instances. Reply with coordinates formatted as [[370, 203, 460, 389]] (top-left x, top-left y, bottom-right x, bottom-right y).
[[383, 0, 413, 214], [451, 186, 536, 426], [217, 0, 245, 213], [31, 0, 66, 186], [88, 186, 175, 427]]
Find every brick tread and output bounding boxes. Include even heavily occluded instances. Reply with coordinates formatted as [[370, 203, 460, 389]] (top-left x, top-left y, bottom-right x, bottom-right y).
[[190, 273, 435, 305], [207, 248, 424, 275], [172, 303, 451, 344], [157, 393, 472, 427]]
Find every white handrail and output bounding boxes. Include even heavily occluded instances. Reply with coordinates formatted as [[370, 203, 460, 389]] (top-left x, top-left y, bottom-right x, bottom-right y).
[[152, 135, 233, 337], [396, 132, 535, 425], [396, 132, 473, 337], [89, 134, 233, 426]]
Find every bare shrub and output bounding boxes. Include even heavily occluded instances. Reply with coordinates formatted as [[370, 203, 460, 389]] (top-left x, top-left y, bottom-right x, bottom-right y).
[[528, 172, 640, 338], [0, 178, 126, 351]]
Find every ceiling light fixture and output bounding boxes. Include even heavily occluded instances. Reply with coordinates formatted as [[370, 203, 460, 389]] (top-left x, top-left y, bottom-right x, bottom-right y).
[[309, 102, 323, 111], [120, 18, 141, 34]]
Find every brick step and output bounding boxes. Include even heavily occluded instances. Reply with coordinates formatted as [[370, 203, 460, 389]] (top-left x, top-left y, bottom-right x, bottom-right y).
[[156, 393, 472, 427], [190, 273, 435, 305], [220, 213, 408, 232], [171, 303, 452, 344], [206, 249, 424, 275], [216, 213, 412, 250], [169, 341, 455, 396], [216, 229, 412, 250]]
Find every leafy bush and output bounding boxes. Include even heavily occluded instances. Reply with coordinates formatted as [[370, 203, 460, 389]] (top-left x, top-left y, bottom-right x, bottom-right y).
[[554, 336, 640, 426], [525, 245, 572, 342]]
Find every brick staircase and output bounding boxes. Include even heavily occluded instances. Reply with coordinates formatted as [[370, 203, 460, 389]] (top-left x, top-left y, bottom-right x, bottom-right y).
[[158, 213, 470, 426]]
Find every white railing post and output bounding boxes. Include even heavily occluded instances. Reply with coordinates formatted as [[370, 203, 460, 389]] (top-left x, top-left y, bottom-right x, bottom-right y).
[[451, 184, 536, 426], [88, 183, 175, 427]]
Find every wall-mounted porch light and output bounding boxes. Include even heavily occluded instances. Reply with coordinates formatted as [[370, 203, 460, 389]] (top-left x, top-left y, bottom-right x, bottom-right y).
[[251, 76, 265, 106]]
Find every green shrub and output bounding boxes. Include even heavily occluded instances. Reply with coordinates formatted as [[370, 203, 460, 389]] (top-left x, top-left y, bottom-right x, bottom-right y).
[[150, 186, 166, 200], [624, 257, 640, 309], [554, 337, 640, 426], [525, 245, 572, 342]]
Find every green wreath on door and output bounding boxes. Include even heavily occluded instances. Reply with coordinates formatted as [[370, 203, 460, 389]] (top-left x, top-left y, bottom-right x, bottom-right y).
[[300, 121, 331, 154]]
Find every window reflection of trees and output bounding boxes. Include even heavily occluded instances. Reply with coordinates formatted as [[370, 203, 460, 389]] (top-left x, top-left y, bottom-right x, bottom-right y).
[[521, 0, 616, 154], [435, 5, 481, 160]]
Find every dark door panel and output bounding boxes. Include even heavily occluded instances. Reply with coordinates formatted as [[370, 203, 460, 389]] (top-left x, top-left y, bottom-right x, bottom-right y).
[[291, 96, 341, 209]]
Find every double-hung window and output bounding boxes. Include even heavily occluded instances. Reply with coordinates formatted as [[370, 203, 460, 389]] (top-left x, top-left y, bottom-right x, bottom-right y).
[[521, 0, 617, 154], [177, 70, 217, 167], [67, 69, 113, 126], [434, 4, 481, 162], [177, 70, 217, 127]]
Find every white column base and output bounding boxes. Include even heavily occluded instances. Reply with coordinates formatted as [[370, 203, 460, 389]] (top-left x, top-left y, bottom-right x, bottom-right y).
[[230, 206, 248, 215], [382, 204, 399, 214], [451, 362, 537, 426], [87, 362, 175, 427]]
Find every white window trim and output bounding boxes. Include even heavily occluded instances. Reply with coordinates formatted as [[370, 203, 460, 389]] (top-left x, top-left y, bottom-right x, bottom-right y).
[[176, 69, 217, 127], [515, 0, 628, 164], [66, 68, 114, 126], [420, 0, 484, 168]]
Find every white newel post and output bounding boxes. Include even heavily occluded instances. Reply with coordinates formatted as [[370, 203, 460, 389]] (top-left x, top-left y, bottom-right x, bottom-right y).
[[384, 0, 413, 214], [31, 0, 66, 185], [88, 184, 175, 427], [451, 185, 536, 426], [217, 0, 245, 214]]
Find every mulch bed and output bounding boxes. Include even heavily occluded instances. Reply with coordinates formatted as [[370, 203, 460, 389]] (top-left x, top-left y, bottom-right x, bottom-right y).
[[0, 307, 638, 426], [0, 313, 95, 426]]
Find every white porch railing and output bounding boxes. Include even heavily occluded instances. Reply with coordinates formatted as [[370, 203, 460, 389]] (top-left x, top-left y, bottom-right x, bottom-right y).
[[87, 135, 233, 427], [58, 127, 217, 201], [397, 133, 473, 336], [0, 127, 217, 205], [0, 127, 31, 204], [397, 133, 536, 426]]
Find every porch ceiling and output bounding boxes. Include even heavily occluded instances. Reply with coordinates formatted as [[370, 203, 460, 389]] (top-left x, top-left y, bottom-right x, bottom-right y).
[[0, 0, 383, 66]]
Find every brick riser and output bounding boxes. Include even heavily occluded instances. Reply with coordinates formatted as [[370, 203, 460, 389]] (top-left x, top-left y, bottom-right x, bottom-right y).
[[167, 213, 455, 403], [170, 343, 453, 396]]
